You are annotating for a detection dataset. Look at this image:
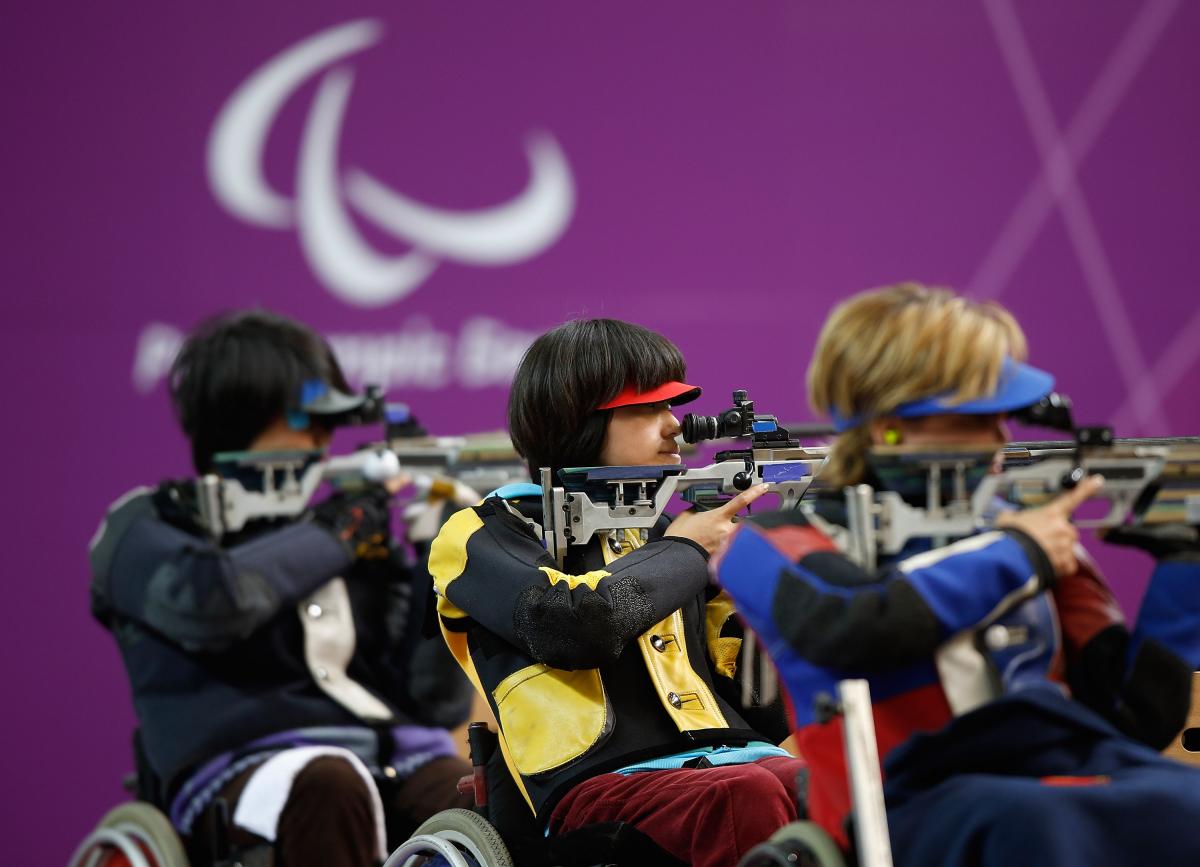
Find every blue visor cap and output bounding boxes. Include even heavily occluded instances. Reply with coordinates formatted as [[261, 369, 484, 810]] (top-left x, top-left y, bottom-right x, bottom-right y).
[[831, 358, 1054, 431], [893, 358, 1054, 420], [286, 379, 370, 429], [299, 379, 368, 416]]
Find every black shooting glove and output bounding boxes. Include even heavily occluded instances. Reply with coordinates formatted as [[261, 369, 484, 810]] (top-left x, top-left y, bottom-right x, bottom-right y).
[[313, 486, 394, 561], [1103, 524, 1200, 560]]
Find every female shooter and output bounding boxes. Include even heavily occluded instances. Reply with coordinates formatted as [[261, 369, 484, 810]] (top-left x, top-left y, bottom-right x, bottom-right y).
[[713, 283, 1200, 866], [428, 318, 807, 867]]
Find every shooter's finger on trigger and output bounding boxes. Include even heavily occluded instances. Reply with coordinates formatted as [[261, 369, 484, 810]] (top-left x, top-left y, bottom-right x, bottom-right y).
[[721, 483, 770, 516], [1054, 474, 1105, 515]]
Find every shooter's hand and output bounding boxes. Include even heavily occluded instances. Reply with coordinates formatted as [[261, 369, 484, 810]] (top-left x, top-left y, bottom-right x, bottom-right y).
[[665, 483, 770, 556], [313, 486, 393, 560], [996, 474, 1104, 576], [382, 471, 413, 496]]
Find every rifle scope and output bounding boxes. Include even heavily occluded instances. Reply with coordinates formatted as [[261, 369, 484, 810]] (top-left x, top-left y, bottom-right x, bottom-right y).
[[682, 390, 792, 445]]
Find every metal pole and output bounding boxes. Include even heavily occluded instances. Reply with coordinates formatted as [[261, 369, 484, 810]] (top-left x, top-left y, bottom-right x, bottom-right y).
[[838, 679, 893, 867]]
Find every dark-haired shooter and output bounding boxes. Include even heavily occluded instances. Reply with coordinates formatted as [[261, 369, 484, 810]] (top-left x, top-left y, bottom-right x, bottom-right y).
[[90, 311, 472, 867], [428, 318, 807, 867]]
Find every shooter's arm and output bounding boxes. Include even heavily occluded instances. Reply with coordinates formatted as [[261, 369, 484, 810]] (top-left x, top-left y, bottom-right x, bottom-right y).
[[1051, 554, 1196, 749], [714, 514, 1055, 673], [90, 489, 351, 652], [428, 499, 709, 670]]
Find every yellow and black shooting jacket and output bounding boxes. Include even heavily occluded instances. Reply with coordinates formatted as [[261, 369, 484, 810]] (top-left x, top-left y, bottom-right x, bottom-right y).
[[428, 492, 784, 821]]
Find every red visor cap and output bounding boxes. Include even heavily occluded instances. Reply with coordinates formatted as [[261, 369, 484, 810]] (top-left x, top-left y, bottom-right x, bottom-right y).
[[596, 381, 702, 410]]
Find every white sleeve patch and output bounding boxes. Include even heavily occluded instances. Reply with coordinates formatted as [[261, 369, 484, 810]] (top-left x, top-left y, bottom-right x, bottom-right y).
[[300, 577, 394, 722], [934, 573, 1042, 716], [896, 530, 1008, 574]]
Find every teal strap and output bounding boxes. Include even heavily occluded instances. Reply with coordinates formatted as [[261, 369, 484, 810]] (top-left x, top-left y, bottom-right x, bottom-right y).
[[487, 482, 542, 500], [613, 741, 792, 776]]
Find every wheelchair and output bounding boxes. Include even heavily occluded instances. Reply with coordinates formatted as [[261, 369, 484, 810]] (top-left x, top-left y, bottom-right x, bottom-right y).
[[385, 722, 677, 867], [68, 793, 265, 867], [737, 823, 848, 867], [69, 801, 189, 867], [74, 709, 855, 867], [1164, 670, 1200, 770], [386, 722, 850, 867], [69, 731, 269, 867]]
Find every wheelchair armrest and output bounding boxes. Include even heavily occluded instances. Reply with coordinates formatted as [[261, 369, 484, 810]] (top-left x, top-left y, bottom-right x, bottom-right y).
[[467, 721, 498, 766]]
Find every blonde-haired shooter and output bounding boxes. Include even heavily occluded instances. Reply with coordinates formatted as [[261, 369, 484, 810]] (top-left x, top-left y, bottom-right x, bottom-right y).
[[809, 282, 1029, 487], [712, 283, 1200, 866]]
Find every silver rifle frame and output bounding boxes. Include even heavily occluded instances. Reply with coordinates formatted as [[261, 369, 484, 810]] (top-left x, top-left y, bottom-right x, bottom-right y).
[[193, 431, 532, 540], [840, 439, 1200, 563], [195, 449, 401, 538], [536, 447, 827, 566]]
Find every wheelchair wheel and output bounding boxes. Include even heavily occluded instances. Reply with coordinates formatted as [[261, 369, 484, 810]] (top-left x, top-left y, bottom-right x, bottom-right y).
[[68, 801, 189, 867], [384, 808, 514, 867], [737, 820, 847, 867]]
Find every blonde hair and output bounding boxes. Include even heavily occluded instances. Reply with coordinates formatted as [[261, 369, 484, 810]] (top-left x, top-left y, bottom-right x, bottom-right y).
[[808, 282, 1027, 486]]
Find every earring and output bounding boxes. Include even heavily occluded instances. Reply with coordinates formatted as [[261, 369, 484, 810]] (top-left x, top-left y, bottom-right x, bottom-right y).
[[883, 428, 902, 445]]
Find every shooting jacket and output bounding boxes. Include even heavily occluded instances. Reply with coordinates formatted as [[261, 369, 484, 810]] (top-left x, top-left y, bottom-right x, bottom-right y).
[[429, 491, 785, 822], [89, 482, 469, 793], [714, 497, 1199, 849]]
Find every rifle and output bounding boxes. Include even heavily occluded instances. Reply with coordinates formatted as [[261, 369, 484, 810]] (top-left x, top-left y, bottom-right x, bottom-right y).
[[1000, 436, 1200, 526], [535, 390, 828, 565], [195, 447, 403, 538], [384, 431, 533, 543], [191, 387, 403, 537], [194, 436, 535, 541], [387, 432, 530, 506], [834, 392, 1200, 569], [191, 385, 530, 538]]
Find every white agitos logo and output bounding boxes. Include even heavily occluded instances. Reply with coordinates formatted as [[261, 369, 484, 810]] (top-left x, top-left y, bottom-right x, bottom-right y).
[[207, 19, 575, 307]]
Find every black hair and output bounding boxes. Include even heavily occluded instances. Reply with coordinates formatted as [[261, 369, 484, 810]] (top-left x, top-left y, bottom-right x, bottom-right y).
[[169, 310, 351, 473], [507, 318, 687, 480]]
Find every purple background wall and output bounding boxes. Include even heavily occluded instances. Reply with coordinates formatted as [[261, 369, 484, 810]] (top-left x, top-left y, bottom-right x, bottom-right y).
[[3, 1, 1197, 860]]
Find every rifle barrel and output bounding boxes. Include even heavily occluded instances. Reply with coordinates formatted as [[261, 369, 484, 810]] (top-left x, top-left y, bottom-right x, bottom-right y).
[[1010, 436, 1200, 452]]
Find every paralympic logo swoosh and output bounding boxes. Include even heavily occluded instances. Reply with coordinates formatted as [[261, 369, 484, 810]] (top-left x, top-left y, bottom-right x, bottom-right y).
[[206, 19, 575, 308]]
